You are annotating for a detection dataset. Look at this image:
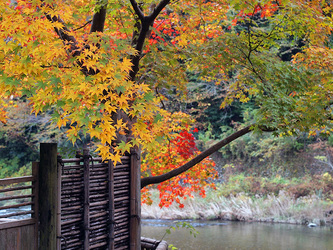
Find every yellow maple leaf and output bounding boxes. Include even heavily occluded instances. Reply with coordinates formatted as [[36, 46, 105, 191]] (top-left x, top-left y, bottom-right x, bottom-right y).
[[110, 152, 122, 165]]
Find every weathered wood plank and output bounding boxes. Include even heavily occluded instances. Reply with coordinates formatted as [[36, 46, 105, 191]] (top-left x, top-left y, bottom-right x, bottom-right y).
[[60, 158, 82, 163], [83, 148, 90, 250], [19, 224, 36, 250], [61, 218, 82, 226], [0, 227, 6, 248], [108, 159, 115, 250], [113, 246, 128, 250], [130, 152, 141, 249], [31, 161, 39, 249], [0, 202, 33, 210], [0, 176, 34, 186], [39, 143, 59, 250], [0, 218, 35, 230], [3, 227, 19, 249], [0, 185, 33, 193], [89, 241, 107, 249], [0, 194, 33, 202], [0, 211, 33, 219]]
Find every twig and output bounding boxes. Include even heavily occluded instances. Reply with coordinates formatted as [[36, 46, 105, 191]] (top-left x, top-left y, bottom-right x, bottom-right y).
[[73, 20, 92, 31]]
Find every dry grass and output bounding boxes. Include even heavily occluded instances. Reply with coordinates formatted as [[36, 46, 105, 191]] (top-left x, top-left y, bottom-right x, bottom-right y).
[[141, 190, 333, 225]]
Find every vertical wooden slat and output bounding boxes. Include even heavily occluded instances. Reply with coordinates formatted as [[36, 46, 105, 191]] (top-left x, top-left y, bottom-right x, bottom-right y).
[[6, 227, 18, 249], [32, 161, 39, 249], [108, 160, 115, 250], [39, 143, 59, 250], [20, 224, 36, 250], [60, 151, 84, 249], [56, 157, 62, 250], [130, 151, 141, 250], [83, 148, 90, 250], [0, 228, 6, 248]]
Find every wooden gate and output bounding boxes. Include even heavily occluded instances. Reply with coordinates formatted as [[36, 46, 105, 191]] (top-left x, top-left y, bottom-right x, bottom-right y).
[[58, 149, 134, 249], [39, 143, 141, 250]]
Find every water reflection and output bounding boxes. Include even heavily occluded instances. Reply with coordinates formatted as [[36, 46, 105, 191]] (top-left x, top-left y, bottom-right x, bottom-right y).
[[0, 206, 31, 220], [141, 219, 333, 250]]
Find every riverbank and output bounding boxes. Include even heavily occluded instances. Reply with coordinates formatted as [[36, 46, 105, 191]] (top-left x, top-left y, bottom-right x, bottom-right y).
[[142, 189, 333, 226]]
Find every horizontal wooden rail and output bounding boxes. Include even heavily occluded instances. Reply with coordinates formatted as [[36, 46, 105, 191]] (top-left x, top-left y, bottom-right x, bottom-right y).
[[0, 176, 35, 186], [0, 194, 33, 202], [0, 185, 33, 193], [61, 158, 82, 163], [0, 201, 33, 210], [0, 218, 36, 230], [0, 210, 33, 219], [60, 156, 129, 163]]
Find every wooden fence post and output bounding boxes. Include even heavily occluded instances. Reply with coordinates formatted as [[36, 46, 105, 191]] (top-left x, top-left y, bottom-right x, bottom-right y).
[[39, 143, 60, 250], [130, 151, 141, 250], [108, 160, 115, 250], [32, 161, 39, 249], [83, 148, 90, 250]]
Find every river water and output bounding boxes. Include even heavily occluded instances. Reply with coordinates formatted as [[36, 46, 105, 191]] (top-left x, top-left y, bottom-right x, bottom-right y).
[[2, 208, 333, 249], [141, 219, 333, 250]]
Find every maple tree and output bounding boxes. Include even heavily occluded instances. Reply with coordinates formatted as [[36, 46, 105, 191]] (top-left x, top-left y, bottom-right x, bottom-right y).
[[0, 0, 333, 207]]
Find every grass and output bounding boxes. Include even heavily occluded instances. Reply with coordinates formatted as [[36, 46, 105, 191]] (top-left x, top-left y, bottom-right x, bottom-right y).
[[142, 188, 333, 225]]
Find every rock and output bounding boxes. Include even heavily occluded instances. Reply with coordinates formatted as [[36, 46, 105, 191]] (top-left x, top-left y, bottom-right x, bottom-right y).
[[325, 210, 333, 217], [307, 223, 318, 228]]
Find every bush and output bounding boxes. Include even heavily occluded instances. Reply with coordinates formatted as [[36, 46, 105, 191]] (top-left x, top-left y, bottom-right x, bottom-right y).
[[218, 173, 333, 202]]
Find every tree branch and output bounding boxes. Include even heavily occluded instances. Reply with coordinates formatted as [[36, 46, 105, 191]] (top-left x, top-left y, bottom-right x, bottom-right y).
[[45, 14, 80, 56], [45, 2, 108, 75], [129, 0, 171, 81], [130, 0, 145, 21], [141, 124, 255, 189], [73, 20, 92, 31], [147, 0, 170, 22]]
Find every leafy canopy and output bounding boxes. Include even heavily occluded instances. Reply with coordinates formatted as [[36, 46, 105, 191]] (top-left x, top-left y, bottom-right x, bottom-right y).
[[0, 0, 333, 205]]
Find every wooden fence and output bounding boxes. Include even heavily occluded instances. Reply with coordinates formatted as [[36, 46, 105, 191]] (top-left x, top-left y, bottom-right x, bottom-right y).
[[39, 143, 141, 249], [0, 163, 39, 250], [58, 149, 135, 249], [0, 143, 167, 250]]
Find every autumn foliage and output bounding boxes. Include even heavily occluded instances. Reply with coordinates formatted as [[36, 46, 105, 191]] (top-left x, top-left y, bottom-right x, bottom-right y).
[[141, 125, 217, 208], [0, 0, 333, 207]]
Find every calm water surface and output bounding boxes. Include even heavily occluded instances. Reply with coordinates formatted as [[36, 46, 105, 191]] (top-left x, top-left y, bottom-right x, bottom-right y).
[[142, 219, 333, 250]]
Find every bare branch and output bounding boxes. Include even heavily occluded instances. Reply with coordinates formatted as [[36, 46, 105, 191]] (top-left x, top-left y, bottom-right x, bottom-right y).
[[73, 20, 92, 31], [140, 124, 278, 188], [141, 124, 254, 188], [129, 0, 171, 81]]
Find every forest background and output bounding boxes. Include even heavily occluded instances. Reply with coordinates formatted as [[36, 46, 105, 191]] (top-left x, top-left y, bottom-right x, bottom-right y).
[[0, 0, 333, 223], [2, 81, 333, 223]]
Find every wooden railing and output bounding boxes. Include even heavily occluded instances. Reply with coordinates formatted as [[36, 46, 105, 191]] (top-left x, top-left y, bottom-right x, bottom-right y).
[[0, 162, 39, 249]]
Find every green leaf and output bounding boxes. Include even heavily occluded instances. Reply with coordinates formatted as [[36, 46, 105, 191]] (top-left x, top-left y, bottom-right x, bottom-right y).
[[115, 85, 126, 94], [56, 100, 66, 107], [153, 113, 163, 123], [118, 140, 132, 153], [37, 80, 47, 89], [143, 92, 154, 102]]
